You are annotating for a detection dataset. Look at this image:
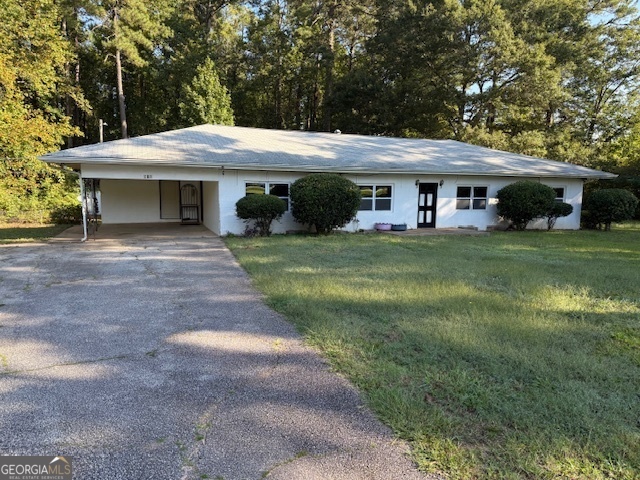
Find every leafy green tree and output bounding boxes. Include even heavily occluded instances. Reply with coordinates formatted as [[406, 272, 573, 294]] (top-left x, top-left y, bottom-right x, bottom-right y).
[[0, 0, 80, 158], [180, 58, 234, 126], [290, 173, 361, 234], [92, 0, 173, 138], [234, 0, 296, 129], [0, 0, 81, 222]]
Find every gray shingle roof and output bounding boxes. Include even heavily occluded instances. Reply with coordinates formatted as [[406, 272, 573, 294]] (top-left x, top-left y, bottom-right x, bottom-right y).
[[40, 124, 615, 179]]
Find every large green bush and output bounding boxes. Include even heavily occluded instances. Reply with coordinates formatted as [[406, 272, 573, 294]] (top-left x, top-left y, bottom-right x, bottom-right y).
[[235, 194, 286, 236], [290, 173, 361, 234], [496, 181, 556, 230], [583, 188, 639, 231], [586, 176, 640, 219]]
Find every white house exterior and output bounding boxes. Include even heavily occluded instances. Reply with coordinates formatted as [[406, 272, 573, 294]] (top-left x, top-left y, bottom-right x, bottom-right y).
[[40, 124, 615, 235]]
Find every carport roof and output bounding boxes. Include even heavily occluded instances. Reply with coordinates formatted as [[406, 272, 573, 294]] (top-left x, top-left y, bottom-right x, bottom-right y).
[[40, 124, 615, 179]]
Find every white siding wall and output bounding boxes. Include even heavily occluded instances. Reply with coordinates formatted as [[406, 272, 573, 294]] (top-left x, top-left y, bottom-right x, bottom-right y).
[[101, 179, 170, 224], [217, 171, 401, 234], [82, 164, 221, 182], [85, 164, 585, 234], [202, 181, 220, 234], [218, 171, 585, 234], [430, 175, 584, 231], [218, 170, 300, 235]]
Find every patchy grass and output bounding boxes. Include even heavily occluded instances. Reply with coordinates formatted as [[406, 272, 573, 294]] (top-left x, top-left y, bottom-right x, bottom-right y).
[[226, 224, 640, 479], [0, 223, 71, 244]]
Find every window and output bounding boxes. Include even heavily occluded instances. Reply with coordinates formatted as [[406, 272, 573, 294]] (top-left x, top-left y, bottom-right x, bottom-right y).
[[456, 186, 488, 210], [245, 182, 290, 209], [359, 185, 392, 211], [553, 187, 565, 203]]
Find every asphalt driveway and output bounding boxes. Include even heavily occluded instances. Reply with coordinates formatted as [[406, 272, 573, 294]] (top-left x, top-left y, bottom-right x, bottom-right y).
[[0, 230, 430, 479]]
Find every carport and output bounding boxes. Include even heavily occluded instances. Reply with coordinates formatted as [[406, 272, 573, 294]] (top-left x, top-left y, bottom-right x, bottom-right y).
[[95, 178, 220, 228], [75, 166, 223, 240]]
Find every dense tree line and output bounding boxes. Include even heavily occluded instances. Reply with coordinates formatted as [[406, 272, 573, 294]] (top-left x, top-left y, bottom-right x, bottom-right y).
[[2, 0, 640, 219]]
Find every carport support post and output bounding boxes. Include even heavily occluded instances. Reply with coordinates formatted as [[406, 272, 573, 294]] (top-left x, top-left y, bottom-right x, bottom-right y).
[[80, 177, 88, 242]]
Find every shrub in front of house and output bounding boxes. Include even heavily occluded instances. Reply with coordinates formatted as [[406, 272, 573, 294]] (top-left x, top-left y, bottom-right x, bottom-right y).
[[290, 173, 361, 234], [235, 194, 286, 236], [50, 204, 83, 224], [545, 201, 573, 230], [582, 188, 639, 231], [496, 181, 557, 230]]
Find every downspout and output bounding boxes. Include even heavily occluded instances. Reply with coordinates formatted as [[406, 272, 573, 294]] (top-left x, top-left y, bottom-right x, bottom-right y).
[[80, 176, 88, 242]]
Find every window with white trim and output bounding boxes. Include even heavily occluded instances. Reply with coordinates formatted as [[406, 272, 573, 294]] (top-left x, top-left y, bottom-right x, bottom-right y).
[[245, 182, 290, 210], [456, 186, 488, 210], [553, 187, 565, 203], [359, 185, 393, 211]]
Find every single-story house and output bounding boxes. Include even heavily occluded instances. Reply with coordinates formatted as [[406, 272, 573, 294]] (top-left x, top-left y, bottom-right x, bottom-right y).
[[40, 124, 616, 235]]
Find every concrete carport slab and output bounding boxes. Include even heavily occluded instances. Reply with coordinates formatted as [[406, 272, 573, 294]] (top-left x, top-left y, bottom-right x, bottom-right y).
[[51, 222, 217, 242], [0, 231, 437, 479]]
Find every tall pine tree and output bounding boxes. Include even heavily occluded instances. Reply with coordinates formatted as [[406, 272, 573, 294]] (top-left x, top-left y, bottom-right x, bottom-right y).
[[179, 58, 235, 126]]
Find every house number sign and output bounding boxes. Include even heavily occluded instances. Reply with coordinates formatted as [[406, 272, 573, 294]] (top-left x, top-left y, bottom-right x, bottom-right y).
[[143, 174, 153, 179]]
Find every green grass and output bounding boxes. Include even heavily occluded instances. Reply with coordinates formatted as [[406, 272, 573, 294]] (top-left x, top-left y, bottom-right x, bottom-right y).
[[0, 223, 71, 244], [226, 224, 640, 479]]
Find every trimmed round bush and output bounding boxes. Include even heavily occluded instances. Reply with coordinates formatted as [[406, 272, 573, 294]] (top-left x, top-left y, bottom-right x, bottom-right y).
[[290, 173, 361, 234], [496, 181, 556, 230], [583, 188, 639, 231], [235, 194, 286, 236], [546, 201, 573, 230]]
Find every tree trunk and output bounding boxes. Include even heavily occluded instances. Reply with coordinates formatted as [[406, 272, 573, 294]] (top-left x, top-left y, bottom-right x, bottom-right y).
[[486, 101, 495, 132], [62, 16, 80, 148], [310, 60, 319, 131], [545, 103, 554, 128], [274, 73, 282, 129], [73, 54, 80, 133], [115, 48, 128, 139], [295, 83, 302, 130], [274, 5, 283, 129], [322, 2, 337, 132]]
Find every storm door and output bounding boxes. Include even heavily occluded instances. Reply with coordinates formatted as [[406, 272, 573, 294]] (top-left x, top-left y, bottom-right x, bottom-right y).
[[180, 183, 200, 224], [417, 183, 438, 228]]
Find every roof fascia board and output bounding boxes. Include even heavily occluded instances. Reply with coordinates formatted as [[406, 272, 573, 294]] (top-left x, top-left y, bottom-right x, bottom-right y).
[[55, 160, 615, 179]]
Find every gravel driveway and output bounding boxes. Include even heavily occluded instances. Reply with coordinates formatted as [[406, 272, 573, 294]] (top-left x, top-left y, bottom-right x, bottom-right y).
[[0, 231, 430, 479]]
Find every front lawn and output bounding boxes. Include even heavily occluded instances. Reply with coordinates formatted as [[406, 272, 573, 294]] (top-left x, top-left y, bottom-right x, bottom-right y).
[[226, 226, 640, 479], [0, 223, 71, 244]]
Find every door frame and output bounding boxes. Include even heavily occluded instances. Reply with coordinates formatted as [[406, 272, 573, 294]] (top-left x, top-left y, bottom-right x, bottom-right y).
[[417, 182, 438, 228]]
